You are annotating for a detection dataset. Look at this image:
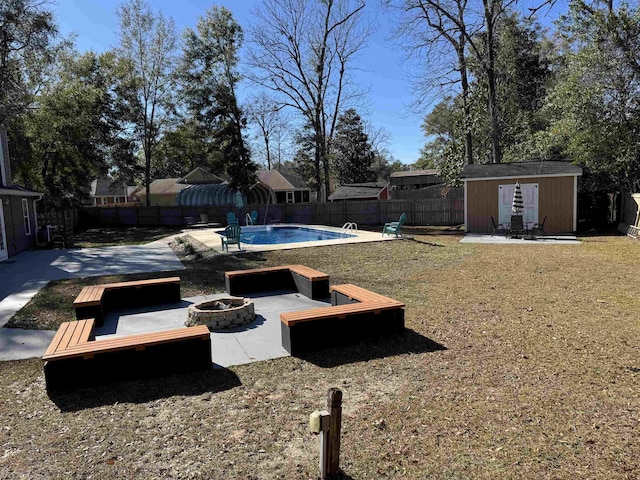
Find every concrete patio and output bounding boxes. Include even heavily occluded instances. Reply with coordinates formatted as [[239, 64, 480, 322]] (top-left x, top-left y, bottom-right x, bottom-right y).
[[95, 290, 330, 367], [460, 233, 580, 244]]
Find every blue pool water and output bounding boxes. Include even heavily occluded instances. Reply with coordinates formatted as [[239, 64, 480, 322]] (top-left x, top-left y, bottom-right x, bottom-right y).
[[224, 226, 355, 245]]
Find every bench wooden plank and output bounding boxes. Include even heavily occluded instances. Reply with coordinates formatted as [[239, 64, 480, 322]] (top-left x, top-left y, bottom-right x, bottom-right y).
[[43, 325, 211, 360], [78, 319, 95, 344], [43, 322, 73, 358], [281, 301, 403, 326], [289, 265, 330, 281], [331, 284, 399, 304], [43, 319, 96, 358], [99, 277, 181, 290], [73, 286, 104, 307], [225, 266, 291, 279], [68, 319, 91, 348]]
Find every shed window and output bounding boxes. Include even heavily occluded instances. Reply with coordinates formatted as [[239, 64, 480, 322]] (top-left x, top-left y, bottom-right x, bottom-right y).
[[22, 198, 31, 236]]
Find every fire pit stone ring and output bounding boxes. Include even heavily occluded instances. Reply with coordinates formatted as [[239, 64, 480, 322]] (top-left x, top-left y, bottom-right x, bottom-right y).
[[186, 297, 256, 330]]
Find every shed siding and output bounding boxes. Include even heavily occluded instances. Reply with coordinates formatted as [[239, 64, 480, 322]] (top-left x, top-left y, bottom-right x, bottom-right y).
[[467, 176, 575, 233]]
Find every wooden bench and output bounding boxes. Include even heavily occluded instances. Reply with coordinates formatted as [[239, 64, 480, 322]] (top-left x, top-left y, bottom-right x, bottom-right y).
[[280, 284, 405, 355], [74, 277, 181, 326], [330, 283, 398, 305], [42, 321, 211, 391], [43, 319, 96, 358], [225, 265, 330, 299]]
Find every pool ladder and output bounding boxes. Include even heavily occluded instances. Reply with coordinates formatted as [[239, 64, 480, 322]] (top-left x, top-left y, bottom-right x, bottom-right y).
[[340, 222, 358, 235], [245, 213, 254, 226]]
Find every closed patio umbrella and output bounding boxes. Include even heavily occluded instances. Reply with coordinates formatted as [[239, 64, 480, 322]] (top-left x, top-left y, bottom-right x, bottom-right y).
[[512, 181, 524, 215]]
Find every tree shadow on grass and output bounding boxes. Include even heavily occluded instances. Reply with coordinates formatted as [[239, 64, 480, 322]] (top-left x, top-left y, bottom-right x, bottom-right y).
[[296, 329, 447, 368], [48, 366, 241, 412]]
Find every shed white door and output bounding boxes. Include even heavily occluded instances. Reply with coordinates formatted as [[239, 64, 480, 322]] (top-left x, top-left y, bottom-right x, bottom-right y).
[[0, 202, 7, 261], [499, 183, 539, 225]]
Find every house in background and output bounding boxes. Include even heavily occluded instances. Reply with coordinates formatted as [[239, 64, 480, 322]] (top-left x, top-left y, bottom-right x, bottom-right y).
[[135, 169, 223, 206], [461, 161, 583, 234], [258, 170, 311, 203], [137, 168, 276, 207], [89, 178, 140, 206], [389, 169, 443, 199], [0, 127, 43, 260], [328, 182, 389, 201]]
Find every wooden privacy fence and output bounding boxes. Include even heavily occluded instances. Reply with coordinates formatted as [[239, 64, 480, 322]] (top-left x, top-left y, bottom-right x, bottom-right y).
[[79, 198, 464, 228]]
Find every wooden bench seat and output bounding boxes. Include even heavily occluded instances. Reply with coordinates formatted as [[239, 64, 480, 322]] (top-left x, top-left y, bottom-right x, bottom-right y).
[[225, 265, 329, 299], [280, 284, 405, 355], [43, 319, 95, 359], [74, 277, 181, 326], [281, 301, 402, 326], [330, 283, 400, 305], [42, 324, 211, 391]]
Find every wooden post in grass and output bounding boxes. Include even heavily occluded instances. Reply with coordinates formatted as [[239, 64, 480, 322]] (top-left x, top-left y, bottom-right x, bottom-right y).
[[310, 388, 343, 479], [326, 388, 342, 476]]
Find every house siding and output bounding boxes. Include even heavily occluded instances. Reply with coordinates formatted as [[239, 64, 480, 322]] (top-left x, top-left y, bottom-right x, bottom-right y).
[[0, 128, 11, 186], [466, 176, 576, 234], [1, 196, 37, 256]]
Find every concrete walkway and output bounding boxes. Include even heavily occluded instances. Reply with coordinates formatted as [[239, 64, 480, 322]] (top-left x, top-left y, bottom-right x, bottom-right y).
[[0, 243, 185, 360]]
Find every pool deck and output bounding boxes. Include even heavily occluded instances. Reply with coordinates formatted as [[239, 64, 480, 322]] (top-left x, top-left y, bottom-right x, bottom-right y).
[[186, 224, 394, 253]]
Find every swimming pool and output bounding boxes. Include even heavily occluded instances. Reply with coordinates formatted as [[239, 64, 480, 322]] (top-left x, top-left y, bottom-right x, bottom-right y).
[[227, 225, 355, 245]]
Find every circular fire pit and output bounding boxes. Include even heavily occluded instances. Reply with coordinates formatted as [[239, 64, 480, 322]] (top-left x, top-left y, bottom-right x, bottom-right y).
[[185, 297, 256, 330]]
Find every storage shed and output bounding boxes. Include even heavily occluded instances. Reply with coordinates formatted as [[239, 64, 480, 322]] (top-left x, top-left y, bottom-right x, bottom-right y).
[[461, 161, 583, 234]]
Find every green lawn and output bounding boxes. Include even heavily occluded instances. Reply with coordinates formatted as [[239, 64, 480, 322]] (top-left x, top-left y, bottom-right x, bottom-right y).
[[1, 231, 638, 479]]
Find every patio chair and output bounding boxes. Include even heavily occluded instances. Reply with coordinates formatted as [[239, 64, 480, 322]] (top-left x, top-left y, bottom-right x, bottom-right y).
[[382, 212, 406, 237], [226, 212, 239, 226], [221, 225, 242, 252], [508, 215, 524, 238], [532, 216, 547, 237], [491, 217, 507, 236]]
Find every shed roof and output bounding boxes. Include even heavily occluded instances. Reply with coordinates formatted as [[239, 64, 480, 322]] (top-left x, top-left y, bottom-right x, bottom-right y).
[[461, 161, 582, 180], [391, 169, 439, 178], [258, 169, 309, 191], [328, 182, 388, 201]]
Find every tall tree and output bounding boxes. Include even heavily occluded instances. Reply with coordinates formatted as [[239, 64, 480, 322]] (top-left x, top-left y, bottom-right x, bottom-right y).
[[332, 108, 375, 184], [9, 50, 130, 207], [390, 0, 476, 165], [0, 0, 60, 126], [249, 0, 370, 199], [540, 0, 640, 192], [116, 0, 177, 206], [181, 6, 256, 191]]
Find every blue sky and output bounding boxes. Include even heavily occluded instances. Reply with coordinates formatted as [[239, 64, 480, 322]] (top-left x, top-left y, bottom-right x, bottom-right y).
[[53, 0, 428, 165], [53, 0, 566, 166]]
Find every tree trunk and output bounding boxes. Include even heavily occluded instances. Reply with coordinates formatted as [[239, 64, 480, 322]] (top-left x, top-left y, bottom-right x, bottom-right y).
[[484, 0, 502, 164], [457, 43, 473, 165], [265, 136, 271, 170]]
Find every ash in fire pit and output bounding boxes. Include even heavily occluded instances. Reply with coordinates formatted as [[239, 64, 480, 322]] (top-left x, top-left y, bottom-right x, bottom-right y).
[[186, 297, 255, 330]]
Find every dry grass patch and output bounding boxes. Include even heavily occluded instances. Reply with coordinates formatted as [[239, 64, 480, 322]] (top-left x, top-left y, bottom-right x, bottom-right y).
[[1, 234, 639, 479]]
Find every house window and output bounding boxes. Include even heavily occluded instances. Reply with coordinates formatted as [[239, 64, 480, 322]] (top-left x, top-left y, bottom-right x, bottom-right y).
[[22, 198, 31, 236], [286, 191, 294, 203]]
